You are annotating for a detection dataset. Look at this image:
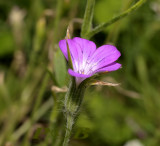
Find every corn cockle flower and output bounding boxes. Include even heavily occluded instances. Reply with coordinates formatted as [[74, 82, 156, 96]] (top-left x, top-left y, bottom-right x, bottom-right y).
[[59, 37, 121, 146], [59, 37, 121, 85]]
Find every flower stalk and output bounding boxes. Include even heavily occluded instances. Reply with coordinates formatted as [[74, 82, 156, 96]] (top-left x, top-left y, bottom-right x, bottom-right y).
[[63, 78, 87, 146]]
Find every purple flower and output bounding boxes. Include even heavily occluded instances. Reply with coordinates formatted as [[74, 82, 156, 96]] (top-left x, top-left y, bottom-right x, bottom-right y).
[[59, 37, 121, 85]]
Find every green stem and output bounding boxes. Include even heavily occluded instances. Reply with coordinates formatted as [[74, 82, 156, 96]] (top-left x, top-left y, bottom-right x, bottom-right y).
[[86, 0, 146, 39], [63, 115, 74, 146], [62, 79, 87, 146], [81, 0, 95, 38]]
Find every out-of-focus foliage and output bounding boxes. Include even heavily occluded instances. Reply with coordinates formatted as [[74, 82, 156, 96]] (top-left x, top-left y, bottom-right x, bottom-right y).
[[0, 0, 160, 146], [0, 24, 15, 56], [94, 0, 128, 31]]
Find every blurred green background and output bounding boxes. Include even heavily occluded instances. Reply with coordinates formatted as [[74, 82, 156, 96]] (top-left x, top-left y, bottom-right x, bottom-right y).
[[0, 0, 160, 146]]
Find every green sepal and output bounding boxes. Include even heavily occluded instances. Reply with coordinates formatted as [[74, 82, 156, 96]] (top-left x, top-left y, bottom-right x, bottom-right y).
[[66, 39, 73, 70], [79, 74, 99, 87]]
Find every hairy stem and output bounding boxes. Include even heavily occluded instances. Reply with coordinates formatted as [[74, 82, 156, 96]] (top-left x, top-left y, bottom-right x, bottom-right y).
[[86, 0, 146, 39], [63, 114, 74, 146], [62, 79, 87, 146]]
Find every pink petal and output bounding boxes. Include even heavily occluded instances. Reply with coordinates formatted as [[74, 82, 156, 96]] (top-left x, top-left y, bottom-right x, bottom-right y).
[[68, 69, 93, 78], [59, 39, 83, 72], [88, 45, 121, 71], [96, 63, 121, 73]]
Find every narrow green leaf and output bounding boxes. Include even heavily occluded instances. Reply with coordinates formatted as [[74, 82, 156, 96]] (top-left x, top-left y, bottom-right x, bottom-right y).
[[53, 49, 67, 87]]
